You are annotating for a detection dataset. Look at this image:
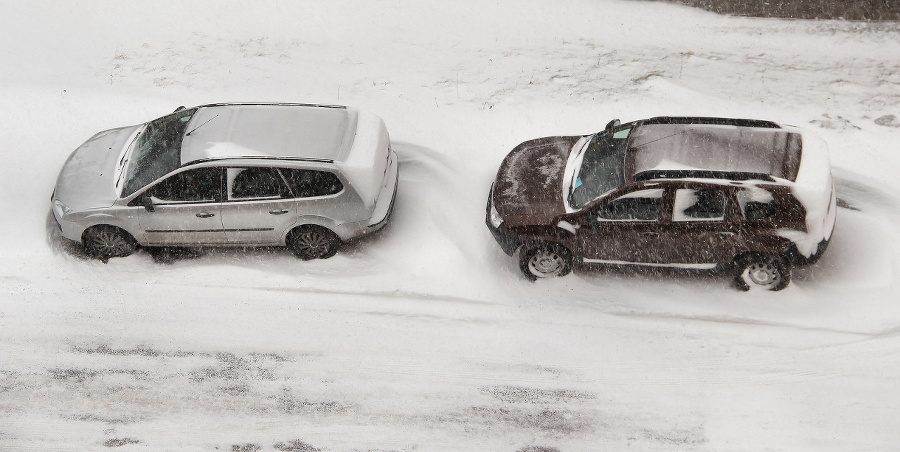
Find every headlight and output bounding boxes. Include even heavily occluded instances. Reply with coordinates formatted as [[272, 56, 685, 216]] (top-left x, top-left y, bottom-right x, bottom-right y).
[[53, 200, 71, 218], [489, 197, 503, 228]]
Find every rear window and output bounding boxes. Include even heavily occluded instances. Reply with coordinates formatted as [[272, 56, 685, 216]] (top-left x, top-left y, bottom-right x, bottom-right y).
[[279, 168, 343, 198], [737, 188, 778, 220]]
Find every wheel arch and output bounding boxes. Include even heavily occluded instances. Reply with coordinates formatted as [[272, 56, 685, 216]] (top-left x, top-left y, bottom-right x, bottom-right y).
[[281, 216, 344, 245], [78, 214, 142, 245], [518, 240, 575, 280], [731, 251, 792, 291]]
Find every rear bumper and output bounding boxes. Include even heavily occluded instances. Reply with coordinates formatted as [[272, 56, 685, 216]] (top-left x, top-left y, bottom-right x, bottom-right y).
[[366, 149, 400, 232], [485, 189, 521, 256]]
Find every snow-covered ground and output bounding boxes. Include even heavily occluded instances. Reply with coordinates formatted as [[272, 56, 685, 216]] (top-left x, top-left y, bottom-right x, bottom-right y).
[[2, 1, 900, 450]]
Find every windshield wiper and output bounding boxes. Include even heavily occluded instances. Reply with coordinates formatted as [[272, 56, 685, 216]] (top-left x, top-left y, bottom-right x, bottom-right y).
[[185, 114, 219, 137]]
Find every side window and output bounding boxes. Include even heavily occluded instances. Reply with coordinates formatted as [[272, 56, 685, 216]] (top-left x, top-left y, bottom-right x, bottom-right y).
[[612, 128, 632, 140], [279, 168, 343, 198], [148, 167, 221, 203], [228, 168, 287, 200], [673, 188, 726, 222], [737, 188, 778, 221], [594, 188, 663, 222]]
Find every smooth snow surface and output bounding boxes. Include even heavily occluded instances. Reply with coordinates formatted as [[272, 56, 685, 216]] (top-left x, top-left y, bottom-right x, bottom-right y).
[[2, 1, 900, 451]]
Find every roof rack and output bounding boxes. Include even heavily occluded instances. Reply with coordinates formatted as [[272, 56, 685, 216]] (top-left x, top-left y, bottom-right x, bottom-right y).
[[634, 169, 775, 182], [196, 102, 347, 110], [182, 156, 335, 167], [641, 117, 780, 129]]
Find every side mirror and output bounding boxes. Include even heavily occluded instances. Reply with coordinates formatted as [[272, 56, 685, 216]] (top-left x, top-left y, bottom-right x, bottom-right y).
[[142, 195, 155, 212], [604, 119, 621, 134]]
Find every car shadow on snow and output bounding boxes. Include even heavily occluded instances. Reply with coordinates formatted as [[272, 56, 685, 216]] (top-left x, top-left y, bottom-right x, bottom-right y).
[[572, 262, 735, 290]]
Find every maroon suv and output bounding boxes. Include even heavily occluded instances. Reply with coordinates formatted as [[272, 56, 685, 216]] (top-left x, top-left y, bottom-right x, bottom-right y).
[[486, 117, 836, 290]]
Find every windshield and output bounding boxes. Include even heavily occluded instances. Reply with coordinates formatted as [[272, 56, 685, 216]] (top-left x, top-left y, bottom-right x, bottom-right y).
[[120, 108, 197, 197], [569, 127, 631, 209]]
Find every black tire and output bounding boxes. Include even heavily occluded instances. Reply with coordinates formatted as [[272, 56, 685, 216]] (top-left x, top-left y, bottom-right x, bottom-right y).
[[733, 254, 791, 291], [288, 225, 340, 260], [82, 225, 137, 260], [519, 243, 573, 280]]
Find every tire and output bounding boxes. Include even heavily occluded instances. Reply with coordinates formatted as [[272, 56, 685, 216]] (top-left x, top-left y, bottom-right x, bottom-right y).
[[733, 254, 791, 291], [82, 225, 137, 260], [519, 243, 573, 280], [288, 225, 340, 260]]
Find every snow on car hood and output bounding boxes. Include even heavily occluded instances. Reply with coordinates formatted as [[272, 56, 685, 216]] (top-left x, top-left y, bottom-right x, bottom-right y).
[[492, 136, 580, 226], [52, 125, 141, 211]]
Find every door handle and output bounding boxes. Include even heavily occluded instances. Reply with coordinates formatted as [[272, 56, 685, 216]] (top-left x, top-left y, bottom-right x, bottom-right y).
[[716, 232, 736, 238], [196, 212, 215, 218], [269, 209, 290, 215]]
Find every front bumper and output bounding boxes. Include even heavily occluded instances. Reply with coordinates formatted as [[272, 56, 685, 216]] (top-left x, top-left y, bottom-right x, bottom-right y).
[[485, 188, 521, 256]]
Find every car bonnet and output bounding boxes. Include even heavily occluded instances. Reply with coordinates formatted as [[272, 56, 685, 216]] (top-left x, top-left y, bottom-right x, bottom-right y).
[[53, 125, 142, 211], [492, 136, 580, 227]]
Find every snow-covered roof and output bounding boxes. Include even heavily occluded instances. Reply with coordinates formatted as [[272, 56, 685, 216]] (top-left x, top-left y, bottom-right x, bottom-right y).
[[629, 123, 802, 181], [179, 104, 359, 165]]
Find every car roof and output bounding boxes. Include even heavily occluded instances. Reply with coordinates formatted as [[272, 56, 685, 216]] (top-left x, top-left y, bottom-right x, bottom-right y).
[[179, 103, 358, 166], [626, 117, 802, 182]]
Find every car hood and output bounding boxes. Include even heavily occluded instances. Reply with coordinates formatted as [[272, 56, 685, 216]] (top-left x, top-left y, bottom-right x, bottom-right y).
[[492, 136, 580, 226], [53, 125, 141, 211]]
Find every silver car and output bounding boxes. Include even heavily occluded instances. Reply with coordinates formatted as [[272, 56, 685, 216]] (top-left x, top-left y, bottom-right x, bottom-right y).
[[51, 103, 399, 260]]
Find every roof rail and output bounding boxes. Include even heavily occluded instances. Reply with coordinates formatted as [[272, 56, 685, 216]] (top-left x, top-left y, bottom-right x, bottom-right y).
[[642, 117, 780, 129], [634, 169, 775, 182], [182, 156, 335, 167], [195, 102, 347, 110]]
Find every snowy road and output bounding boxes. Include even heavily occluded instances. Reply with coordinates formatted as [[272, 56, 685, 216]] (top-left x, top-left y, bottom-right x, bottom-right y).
[[2, 1, 900, 451]]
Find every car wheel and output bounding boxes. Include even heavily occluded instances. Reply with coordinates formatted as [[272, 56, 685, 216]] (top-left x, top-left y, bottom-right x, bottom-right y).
[[83, 225, 137, 260], [519, 243, 573, 280], [288, 226, 340, 260], [733, 254, 791, 291]]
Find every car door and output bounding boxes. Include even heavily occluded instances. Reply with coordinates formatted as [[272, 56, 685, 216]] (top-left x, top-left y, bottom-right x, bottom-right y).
[[218, 167, 298, 245], [655, 187, 740, 265], [278, 166, 347, 221], [576, 188, 666, 264], [138, 167, 226, 245]]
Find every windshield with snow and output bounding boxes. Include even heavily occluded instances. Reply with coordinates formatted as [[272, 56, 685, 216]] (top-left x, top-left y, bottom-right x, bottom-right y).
[[120, 108, 197, 197], [569, 128, 631, 209]]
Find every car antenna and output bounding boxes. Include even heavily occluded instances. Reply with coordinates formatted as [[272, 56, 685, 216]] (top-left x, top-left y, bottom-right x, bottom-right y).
[[186, 114, 219, 136]]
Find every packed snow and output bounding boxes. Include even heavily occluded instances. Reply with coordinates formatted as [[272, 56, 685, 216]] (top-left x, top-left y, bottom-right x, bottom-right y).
[[2, 1, 900, 451]]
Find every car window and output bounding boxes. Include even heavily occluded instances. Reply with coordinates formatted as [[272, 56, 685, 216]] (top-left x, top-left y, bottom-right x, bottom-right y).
[[673, 188, 726, 222], [279, 168, 343, 198], [737, 187, 778, 220], [570, 129, 631, 209], [148, 167, 221, 203], [120, 108, 197, 197], [594, 188, 663, 222], [228, 168, 288, 200]]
